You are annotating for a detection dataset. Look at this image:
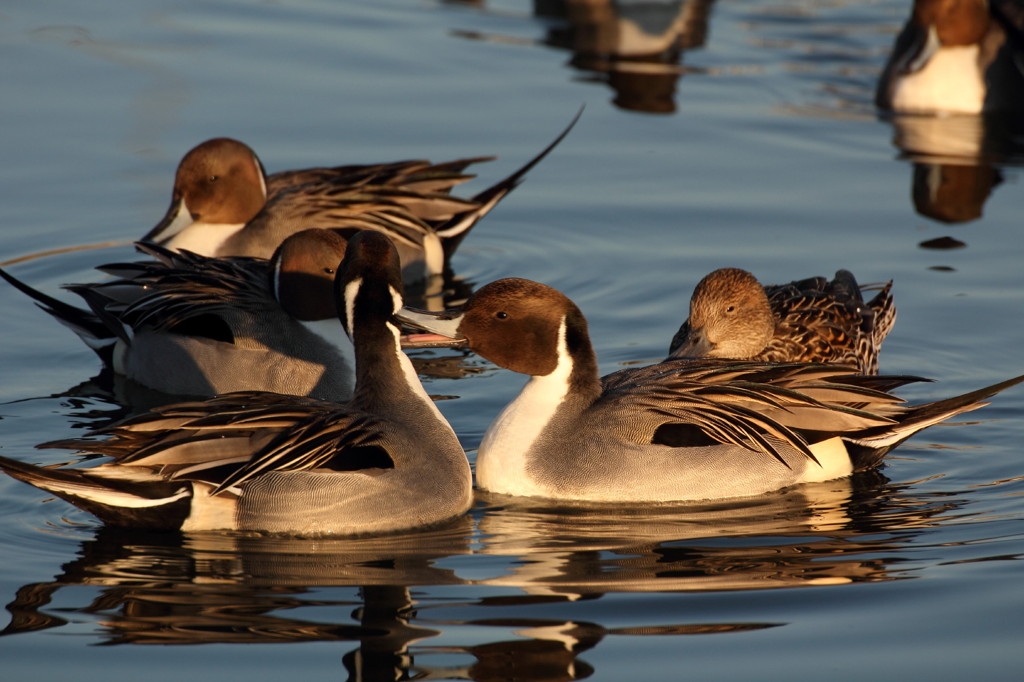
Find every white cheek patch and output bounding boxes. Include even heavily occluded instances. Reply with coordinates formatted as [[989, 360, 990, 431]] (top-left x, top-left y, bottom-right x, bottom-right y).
[[389, 285, 402, 315], [253, 154, 268, 199], [271, 262, 282, 303], [343, 277, 362, 337]]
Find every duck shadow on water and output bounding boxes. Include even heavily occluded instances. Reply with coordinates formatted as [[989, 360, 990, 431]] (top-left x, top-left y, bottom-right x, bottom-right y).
[[1, 471, 969, 679]]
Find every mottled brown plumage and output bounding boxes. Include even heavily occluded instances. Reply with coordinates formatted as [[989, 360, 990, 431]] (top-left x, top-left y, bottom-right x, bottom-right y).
[[669, 268, 896, 374]]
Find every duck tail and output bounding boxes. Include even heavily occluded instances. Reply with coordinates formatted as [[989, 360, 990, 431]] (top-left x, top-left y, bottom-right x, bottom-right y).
[[436, 106, 583, 259], [0, 266, 115, 362], [845, 373, 1024, 470], [867, 281, 897, 343], [0, 453, 189, 529]]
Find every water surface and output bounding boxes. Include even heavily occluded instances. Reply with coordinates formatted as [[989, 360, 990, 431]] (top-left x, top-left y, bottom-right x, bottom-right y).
[[2, 1, 1023, 680]]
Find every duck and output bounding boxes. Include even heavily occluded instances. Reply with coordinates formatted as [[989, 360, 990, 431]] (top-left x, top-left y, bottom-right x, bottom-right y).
[[875, 0, 1024, 114], [0, 229, 457, 399], [667, 268, 896, 374], [0, 231, 473, 535], [397, 277, 1023, 503], [141, 112, 580, 282]]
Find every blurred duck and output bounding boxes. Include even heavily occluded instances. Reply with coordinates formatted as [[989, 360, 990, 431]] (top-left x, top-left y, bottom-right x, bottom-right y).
[[0, 232, 473, 535], [398, 277, 1022, 503], [876, 0, 1024, 114], [142, 113, 579, 282], [668, 268, 896, 375], [0, 229, 455, 399]]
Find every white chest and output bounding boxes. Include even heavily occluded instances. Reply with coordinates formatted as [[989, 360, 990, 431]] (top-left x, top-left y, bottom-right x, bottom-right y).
[[165, 220, 246, 257], [892, 45, 985, 114], [476, 374, 572, 496]]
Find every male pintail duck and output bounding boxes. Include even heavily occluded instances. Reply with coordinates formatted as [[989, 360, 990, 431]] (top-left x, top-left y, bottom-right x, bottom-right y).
[[876, 0, 1024, 114], [398, 277, 1022, 503], [141, 112, 580, 281], [0, 229, 456, 398], [668, 268, 896, 375], [0, 231, 473, 535]]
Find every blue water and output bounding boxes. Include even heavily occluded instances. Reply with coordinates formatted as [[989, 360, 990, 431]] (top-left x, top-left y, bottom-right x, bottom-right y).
[[2, 1, 1023, 679]]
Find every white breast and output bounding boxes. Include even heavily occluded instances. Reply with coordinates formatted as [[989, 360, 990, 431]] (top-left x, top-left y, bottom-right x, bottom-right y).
[[892, 44, 985, 115], [165, 219, 246, 256]]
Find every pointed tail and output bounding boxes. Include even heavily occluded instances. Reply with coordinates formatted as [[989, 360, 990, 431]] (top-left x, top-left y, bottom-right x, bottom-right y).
[[846, 373, 1024, 469], [0, 266, 115, 359], [0, 453, 189, 529], [436, 106, 584, 259]]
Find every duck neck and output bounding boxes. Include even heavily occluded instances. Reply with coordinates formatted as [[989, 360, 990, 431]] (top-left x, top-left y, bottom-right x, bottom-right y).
[[351, 314, 445, 423], [561, 310, 603, 407], [476, 316, 601, 494]]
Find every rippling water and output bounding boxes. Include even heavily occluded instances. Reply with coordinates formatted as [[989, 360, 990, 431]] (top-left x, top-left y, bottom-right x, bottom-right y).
[[2, 1, 1023, 679]]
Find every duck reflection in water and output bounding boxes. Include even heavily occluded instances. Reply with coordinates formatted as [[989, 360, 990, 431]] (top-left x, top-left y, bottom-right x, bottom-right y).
[[880, 107, 1022, 229], [536, 0, 717, 113], [2, 472, 963, 681], [876, 0, 1024, 227], [452, 0, 716, 113]]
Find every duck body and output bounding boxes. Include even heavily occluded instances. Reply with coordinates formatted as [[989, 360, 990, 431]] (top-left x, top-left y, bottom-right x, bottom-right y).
[[399, 277, 1021, 503], [0, 232, 473, 535], [876, 0, 1024, 114], [669, 268, 896, 375], [1, 229, 356, 399], [477, 363, 857, 501]]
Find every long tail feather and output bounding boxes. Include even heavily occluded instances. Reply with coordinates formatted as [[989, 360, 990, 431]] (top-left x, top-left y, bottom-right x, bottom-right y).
[[0, 266, 115, 360], [846, 373, 1024, 469], [437, 106, 584, 258], [0, 454, 190, 529]]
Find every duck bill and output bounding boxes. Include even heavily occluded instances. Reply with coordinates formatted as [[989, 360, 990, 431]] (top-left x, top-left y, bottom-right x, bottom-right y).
[[396, 306, 466, 344], [142, 197, 193, 245], [669, 326, 714, 359], [399, 332, 467, 350]]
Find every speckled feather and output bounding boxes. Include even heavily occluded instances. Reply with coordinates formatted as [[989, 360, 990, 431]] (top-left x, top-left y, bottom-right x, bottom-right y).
[[669, 269, 896, 374]]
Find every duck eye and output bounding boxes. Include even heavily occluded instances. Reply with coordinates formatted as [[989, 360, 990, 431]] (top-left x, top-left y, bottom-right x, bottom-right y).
[[495, 311, 508, 320], [725, 305, 735, 313]]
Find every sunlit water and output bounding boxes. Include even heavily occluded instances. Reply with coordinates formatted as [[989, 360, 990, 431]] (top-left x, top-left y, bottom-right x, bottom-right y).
[[2, 1, 1023, 679]]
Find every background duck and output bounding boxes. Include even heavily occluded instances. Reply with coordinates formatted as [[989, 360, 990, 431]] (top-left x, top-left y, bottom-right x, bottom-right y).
[[0, 229, 455, 399], [668, 268, 896, 374], [142, 113, 580, 283], [0, 231, 473, 535], [876, 0, 1024, 114]]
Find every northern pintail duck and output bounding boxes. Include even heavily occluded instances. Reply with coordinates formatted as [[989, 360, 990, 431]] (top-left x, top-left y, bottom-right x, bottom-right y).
[[0, 229, 454, 398], [668, 268, 896, 375], [0, 231, 473, 535], [876, 0, 1024, 114], [142, 113, 579, 281], [399, 277, 1022, 503]]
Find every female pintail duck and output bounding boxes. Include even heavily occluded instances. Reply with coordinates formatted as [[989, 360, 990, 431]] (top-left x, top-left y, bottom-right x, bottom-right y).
[[142, 112, 579, 282], [0, 231, 473, 535], [668, 268, 896, 375], [876, 0, 1024, 114], [398, 277, 1022, 503], [0, 229, 455, 399]]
